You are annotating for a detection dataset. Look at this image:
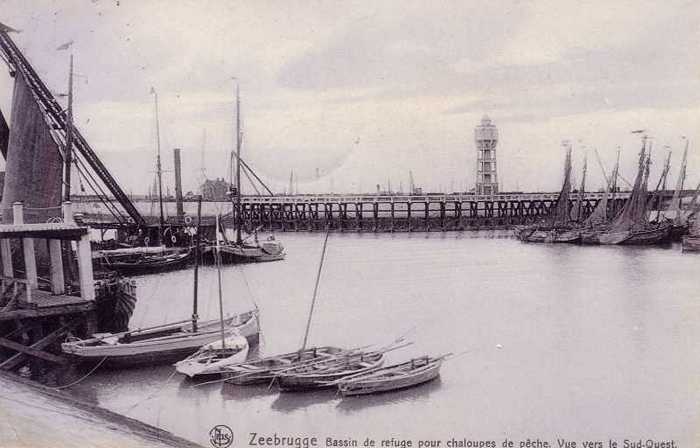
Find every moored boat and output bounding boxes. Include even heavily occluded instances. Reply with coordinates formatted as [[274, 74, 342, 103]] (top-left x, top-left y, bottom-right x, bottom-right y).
[[174, 333, 249, 379], [681, 235, 700, 252], [276, 351, 384, 392], [97, 247, 193, 275], [337, 355, 445, 396], [517, 143, 577, 243], [222, 346, 347, 385], [61, 311, 259, 368]]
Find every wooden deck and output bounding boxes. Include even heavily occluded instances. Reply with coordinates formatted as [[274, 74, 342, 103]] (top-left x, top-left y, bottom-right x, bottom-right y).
[[0, 288, 94, 321]]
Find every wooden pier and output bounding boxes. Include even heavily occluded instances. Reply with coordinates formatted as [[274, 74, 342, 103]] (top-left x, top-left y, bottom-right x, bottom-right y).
[[0, 202, 97, 374], [73, 189, 684, 233]]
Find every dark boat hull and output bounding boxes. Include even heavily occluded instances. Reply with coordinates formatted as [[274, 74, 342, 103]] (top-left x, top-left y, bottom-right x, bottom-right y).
[[277, 354, 384, 392], [681, 235, 700, 252], [619, 224, 672, 245], [100, 249, 193, 275]]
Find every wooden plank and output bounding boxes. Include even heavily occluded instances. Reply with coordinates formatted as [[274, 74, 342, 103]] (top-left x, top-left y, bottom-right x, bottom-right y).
[[0, 336, 68, 365], [0, 302, 94, 321], [0, 320, 77, 370]]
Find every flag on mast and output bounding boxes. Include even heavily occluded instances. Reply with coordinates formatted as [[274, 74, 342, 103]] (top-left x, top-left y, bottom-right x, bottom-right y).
[[56, 40, 74, 51]]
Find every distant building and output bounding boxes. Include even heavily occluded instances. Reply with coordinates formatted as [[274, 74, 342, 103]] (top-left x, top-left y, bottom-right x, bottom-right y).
[[200, 177, 232, 201], [475, 115, 499, 195]]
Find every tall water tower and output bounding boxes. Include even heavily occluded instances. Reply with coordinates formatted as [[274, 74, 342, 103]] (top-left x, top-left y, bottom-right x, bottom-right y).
[[475, 115, 499, 195]]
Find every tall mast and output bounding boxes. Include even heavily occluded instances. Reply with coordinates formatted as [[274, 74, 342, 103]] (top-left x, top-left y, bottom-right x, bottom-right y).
[[610, 148, 621, 218], [302, 231, 330, 350], [576, 153, 587, 221], [63, 54, 74, 201], [191, 196, 202, 332], [151, 88, 165, 232], [235, 82, 243, 244], [215, 214, 226, 348]]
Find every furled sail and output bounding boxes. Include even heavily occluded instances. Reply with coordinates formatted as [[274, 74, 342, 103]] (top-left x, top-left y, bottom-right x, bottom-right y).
[[570, 154, 587, 222], [612, 142, 647, 231], [0, 106, 8, 158], [552, 145, 572, 226], [0, 70, 63, 223], [665, 142, 688, 224]]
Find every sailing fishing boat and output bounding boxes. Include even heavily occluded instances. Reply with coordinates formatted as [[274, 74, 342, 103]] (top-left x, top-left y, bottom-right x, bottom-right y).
[[664, 139, 690, 240], [681, 213, 700, 252], [62, 198, 260, 368], [174, 215, 250, 379], [595, 136, 672, 245], [211, 82, 284, 264], [580, 150, 620, 244], [96, 88, 193, 274], [516, 143, 580, 243]]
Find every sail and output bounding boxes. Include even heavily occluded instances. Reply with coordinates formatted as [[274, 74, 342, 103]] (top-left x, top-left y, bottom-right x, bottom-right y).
[[612, 142, 647, 231], [585, 161, 616, 227], [570, 154, 587, 222], [552, 145, 572, 226], [0, 106, 8, 158], [0, 71, 63, 223], [665, 143, 688, 223]]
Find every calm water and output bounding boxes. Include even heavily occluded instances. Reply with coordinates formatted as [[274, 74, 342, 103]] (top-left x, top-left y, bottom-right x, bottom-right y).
[[70, 232, 700, 447]]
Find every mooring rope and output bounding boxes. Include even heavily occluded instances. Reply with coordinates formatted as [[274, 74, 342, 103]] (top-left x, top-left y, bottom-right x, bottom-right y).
[[52, 356, 108, 390], [115, 368, 178, 413]]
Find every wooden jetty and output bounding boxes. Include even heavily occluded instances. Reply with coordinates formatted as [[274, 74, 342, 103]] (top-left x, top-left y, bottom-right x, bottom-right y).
[[73, 189, 694, 234], [0, 202, 105, 374]]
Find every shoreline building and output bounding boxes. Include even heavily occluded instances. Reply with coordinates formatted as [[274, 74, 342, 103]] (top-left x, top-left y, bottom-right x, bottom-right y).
[[475, 115, 499, 195]]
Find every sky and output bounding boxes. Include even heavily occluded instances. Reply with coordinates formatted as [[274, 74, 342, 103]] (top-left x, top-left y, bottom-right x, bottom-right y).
[[0, 0, 699, 195]]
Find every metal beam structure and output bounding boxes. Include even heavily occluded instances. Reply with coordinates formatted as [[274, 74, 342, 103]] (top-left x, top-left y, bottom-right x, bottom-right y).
[[0, 25, 146, 227]]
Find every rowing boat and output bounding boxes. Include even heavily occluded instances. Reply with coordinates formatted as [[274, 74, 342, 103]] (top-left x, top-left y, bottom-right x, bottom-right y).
[[336, 355, 444, 396], [276, 352, 384, 392], [174, 333, 249, 379], [222, 346, 346, 385]]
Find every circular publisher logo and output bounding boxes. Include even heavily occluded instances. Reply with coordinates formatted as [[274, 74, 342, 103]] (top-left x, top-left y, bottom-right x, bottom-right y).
[[209, 425, 234, 448]]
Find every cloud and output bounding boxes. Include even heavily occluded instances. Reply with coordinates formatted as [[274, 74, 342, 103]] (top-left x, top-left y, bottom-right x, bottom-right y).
[[0, 0, 698, 194]]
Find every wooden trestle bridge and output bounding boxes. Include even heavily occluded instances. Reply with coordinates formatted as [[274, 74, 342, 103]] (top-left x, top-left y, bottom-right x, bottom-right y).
[[73, 189, 691, 233]]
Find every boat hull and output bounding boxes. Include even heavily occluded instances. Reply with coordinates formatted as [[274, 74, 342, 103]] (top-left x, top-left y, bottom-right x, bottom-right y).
[[516, 227, 580, 244], [217, 244, 285, 263], [223, 347, 346, 385], [98, 248, 193, 275], [596, 224, 671, 246], [62, 312, 259, 369], [277, 353, 384, 392], [681, 235, 700, 252], [174, 340, 249, 379], [339, 358, 443, 396]]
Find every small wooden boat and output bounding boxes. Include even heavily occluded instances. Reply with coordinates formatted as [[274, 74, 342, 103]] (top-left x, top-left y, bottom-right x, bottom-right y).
[[543, 228, 581, 243], [681, 235, 700, 252], [174, 333, 249, 379], [597, 222, 671, 245], [99, 247, 193, 275], [222, 346, 346, 385], [336, 355, 445, 396], [217, 239, 285, 263], [276, 351, 384, 392], [61, 310, 259, 368]]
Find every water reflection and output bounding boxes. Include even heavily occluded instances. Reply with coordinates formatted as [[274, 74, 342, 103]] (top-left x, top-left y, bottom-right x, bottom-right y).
[[69, 234, 700, 447], [221, 383, 277, 401], [270, 389, 339, 413]]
